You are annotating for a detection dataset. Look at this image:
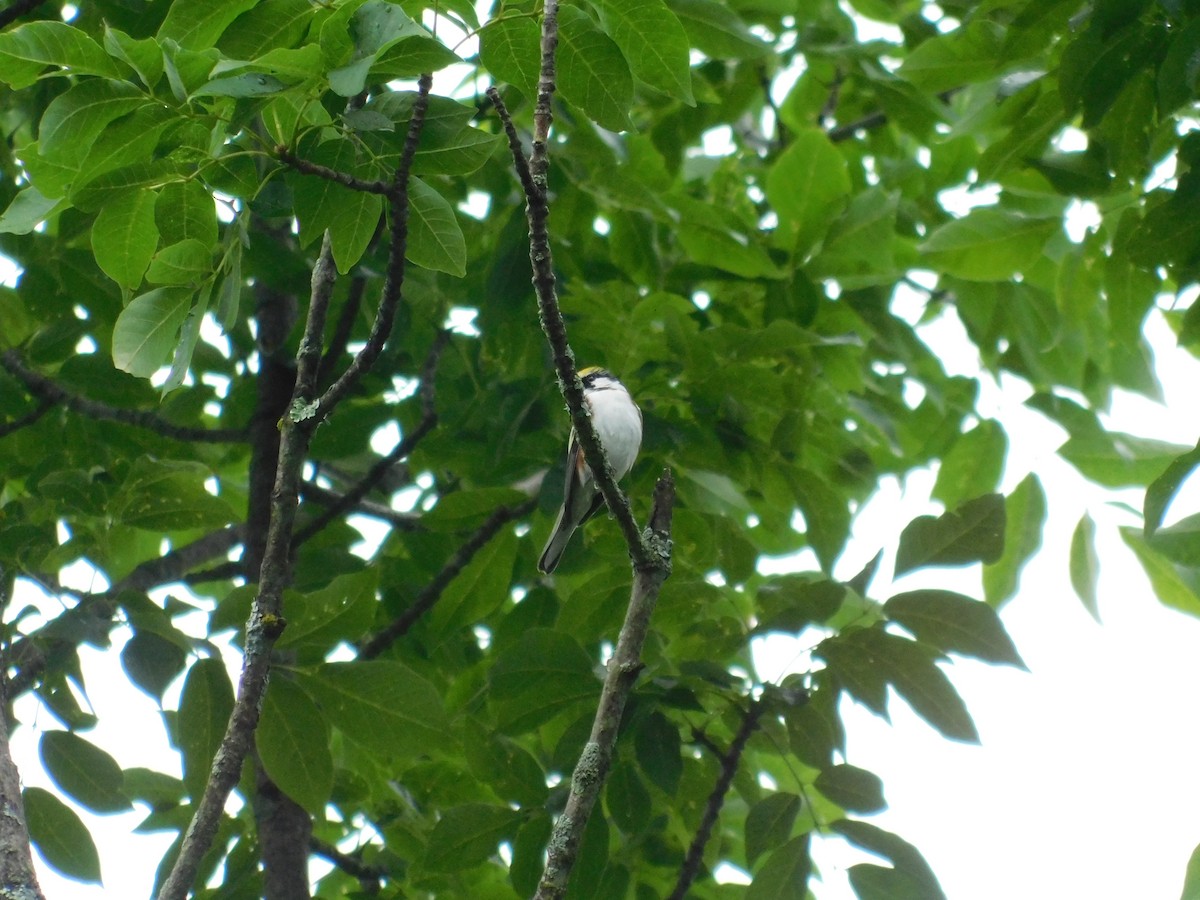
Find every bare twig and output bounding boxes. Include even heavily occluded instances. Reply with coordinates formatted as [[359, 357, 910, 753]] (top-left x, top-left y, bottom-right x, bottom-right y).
[[276, 145, 391, 195], [0, 350, 248, 443], [0, 0, 48, 29], [309, 836, 386, 890], [356, 498, 538, 659], [827, 88, 959, 142], [0, 572, 47, 900], [315, 73, 434, 418], [299, 480, 420, 530], [0, 400, 51, 438], [533, 472, 675, 900], [292, 329, 448, 547], [668, 699, 767, 900]]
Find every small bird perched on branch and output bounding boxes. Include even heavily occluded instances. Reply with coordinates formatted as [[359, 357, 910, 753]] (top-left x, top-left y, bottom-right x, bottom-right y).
[[538, 367, 642, 574]]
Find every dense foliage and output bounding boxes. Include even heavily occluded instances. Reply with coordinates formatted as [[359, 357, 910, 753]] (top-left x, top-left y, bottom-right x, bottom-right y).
[[1, 0, 1199, 897]]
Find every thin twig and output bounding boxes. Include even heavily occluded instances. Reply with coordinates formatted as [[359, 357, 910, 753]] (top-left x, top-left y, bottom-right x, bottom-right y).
[[276, 145, 391, 195], [315, 73, 434, 419], [533, 472, 675, 900], [299, 481, 420, 530], [0, 350, 247, 443], [0, 400, 51, 438], [668, 700, 767, 900], [357, 498, 537, 659], [827, 88, 959, 142], [309, 836, 386, 890], [292, 329, 448, 548]]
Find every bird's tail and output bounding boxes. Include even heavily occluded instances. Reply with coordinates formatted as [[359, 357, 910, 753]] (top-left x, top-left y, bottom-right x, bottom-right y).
[[537, 510, 577, 574]]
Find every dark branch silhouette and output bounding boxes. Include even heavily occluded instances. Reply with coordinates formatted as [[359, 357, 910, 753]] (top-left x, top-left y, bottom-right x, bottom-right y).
[[357, 497, 538, 660], [668, 700, 767, 900], [0, 349, 248, 443]]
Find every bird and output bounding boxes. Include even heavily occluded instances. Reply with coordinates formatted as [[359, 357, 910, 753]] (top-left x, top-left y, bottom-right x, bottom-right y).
[[537, 367, 642, 574]]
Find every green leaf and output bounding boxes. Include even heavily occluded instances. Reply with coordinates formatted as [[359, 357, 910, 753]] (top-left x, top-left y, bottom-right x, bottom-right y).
[[558, 6, 635, 132], [786, 682, 844, 768], [820, 629, 979, 742], [111, 287, 193, 378], [831, 820, 945, 899], [412, 127, 501, 176], [919, 209, 1057, 281], [679, 467, 751, 515], [479, 16, 541, 101], [814, 764, 885, 814], [932, 420, 1007, 511], [745, 792, 802, 864], [114, 456, 234, 531], [299, 660, 450, 758], [103, 26, 163, 88], [746, 834, 811, 900], [257, 676, 333, 814], [193, 72, 288, 98], [407, 177, 467, 276], [1180, 842, 1200, 900], [329, 188, 382, 274], [593, 0, 695, 104], [0, 21, 118, 88], [766, 128, 851, 256], [633, 711, 682, 795], [666, 0, 772, 59], [40, 731, 131, 813], [983, 474, 1047, 608], [606, 760, 651, 834], [422, 804, 522, 872], [92, 189, 160, 289], [146, 239, 213, 286], [884, 590, 1026, 668], [24, 787, 102, 884], [155, 181, 218, 248], [1145, 440, 1200, 538], [462, 721, 549, 807], [1120, 528, 1200, 618], [0, 186, 63, 234], [277, 570, 378, 655], [177, 657, 235, 801], [895, 494, 1006, 576], [898, 20, 1001, 92], [38, 79, 148, 166], [489, 628, 599, 733], [429, 527, 518, 635], [121, 630, 188, 701], [1070, 513, 1101, 622], [158, 0, 261, 51]]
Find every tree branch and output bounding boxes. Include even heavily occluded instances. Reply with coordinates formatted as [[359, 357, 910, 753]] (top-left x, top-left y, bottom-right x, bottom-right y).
[[314, 73, 433, 419], [276, 145, 391, 195], [357, 497, 537, 659], [309, 836, 386, 891], [0, 400, 51, 438], [159, 69, 435, 897], [299, 480, 420, 530], [668, 699, 767, 900], [292, 328, 448, 548], [4, 526, 244, 698], [157, 234, 340, 900], [317, 274, 368, 385], [0, 571, 47, 900], [0, 350, 248, 443], [533, 471, 675, 900]]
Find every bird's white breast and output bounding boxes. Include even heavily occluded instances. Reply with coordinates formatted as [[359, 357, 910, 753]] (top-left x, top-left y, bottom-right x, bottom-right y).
[[587, 386, 642, 480]]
